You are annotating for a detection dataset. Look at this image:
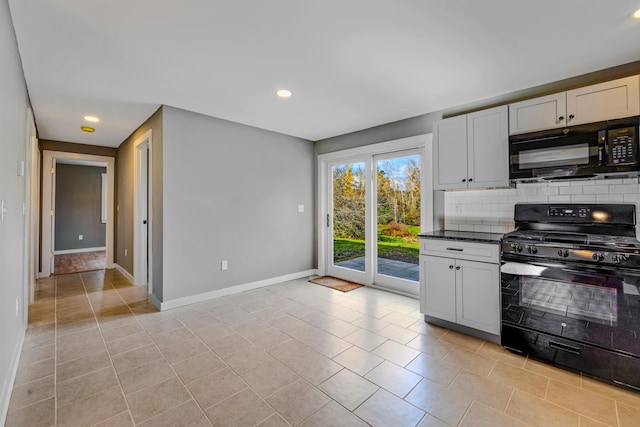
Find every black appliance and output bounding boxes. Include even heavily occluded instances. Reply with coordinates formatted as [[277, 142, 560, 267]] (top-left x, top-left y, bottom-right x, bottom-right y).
[[509, 116, 640, 181], [501, 203, 640, 391]]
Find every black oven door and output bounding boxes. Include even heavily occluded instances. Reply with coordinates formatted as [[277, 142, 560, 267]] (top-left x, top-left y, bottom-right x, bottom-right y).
[[501, 260, 640, 390], [509, 128, 603, 179]]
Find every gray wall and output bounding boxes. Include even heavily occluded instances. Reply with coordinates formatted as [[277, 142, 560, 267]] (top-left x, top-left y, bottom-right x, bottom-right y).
[[161, 106, 315, 302], [55, 164, 107, 251], [117, 107, 163, 302], [0, 0, 30, 421]]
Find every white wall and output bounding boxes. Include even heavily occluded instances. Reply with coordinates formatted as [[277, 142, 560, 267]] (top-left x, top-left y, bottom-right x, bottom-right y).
[[0, 0, 30, 422], [444, 178, 640, 237], [161, 106, 315, 303]]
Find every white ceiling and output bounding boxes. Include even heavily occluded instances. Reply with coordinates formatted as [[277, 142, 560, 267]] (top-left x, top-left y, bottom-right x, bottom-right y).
[[8, 1, 640, 147]]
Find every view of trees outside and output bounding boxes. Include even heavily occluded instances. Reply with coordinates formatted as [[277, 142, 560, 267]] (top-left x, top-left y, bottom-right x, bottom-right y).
[[332, 162, 366, 265], [332, 155, 421, 266]]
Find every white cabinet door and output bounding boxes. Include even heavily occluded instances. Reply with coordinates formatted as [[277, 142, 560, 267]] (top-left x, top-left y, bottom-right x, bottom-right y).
[[509, 93, 567, 135], [455, 259, 500, 335], [467, 106, 509, 188], [421, 255, 456, 323], [567, 75, 640, 126], [433, 115, 468, 190]]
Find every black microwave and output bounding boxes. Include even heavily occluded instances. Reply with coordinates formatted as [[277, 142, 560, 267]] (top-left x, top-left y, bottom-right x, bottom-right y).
[[509, 116, 640, 181]]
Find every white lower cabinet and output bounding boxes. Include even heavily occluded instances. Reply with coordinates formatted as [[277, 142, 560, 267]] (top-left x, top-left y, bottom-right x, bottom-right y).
[[420, 240, 500, 336]]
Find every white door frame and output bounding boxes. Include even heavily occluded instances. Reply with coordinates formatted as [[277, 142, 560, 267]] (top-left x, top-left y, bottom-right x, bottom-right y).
[[134, 130, 153, 292], [317, 134, 433, 296], [41, 150, 115, 277], [23, 108, 38, 311]]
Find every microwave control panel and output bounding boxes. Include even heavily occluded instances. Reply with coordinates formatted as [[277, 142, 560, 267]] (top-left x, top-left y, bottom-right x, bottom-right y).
[[607, 126, 637, 165]]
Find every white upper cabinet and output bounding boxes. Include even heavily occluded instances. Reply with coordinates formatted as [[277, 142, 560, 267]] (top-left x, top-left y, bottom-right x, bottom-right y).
[[433, 115, 468, 190], [433, 106, 508, 190], [509, 75, 640, 135], [467, 106, 509, 188], [567, 76, 640, 126], [508, 93, 566, 134]]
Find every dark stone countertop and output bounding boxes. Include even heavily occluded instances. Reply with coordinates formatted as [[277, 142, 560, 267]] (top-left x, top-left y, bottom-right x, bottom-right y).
[[418, 230, 503, 244]]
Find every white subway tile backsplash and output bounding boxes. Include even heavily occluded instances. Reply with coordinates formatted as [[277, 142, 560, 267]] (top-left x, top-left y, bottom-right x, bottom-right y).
[[559, 186, 583, 195], [538, 187, 559, 196], [548, 195, 572, 202], [596, 194, 622, 202], [583, 185, 609, 194], [526, 196, 548, 203], [442, 180, 639, 233], [600, 178, 625, 185], [570, 195, 597, 203], [609, 184, 638, 194]]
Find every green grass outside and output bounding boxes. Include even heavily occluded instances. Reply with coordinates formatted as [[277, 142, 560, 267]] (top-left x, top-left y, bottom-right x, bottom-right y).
[[333, 224, 420, 264]]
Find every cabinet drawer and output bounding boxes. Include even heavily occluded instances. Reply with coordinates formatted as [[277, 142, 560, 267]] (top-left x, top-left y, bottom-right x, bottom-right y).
[[420, 239, 499, 263]]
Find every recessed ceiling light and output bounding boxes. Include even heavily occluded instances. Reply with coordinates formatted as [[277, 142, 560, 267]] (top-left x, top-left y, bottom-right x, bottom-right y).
[[276, 89, 292, 98], [84, 115, 100, 122], [80, 126, 95, 133], [634, 8, 640, 18]]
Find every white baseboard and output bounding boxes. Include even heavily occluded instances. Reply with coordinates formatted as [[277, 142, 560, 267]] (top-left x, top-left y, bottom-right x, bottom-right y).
[[148, 293, 162, 311], [0, 327, 26, 427], [53, 246, 106, 255], [112, 264, 134, 283], [159, 269, 318, 311]]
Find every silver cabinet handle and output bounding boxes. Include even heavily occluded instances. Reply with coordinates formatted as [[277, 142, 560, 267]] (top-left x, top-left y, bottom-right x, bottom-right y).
[[446, 247, 464, 251]]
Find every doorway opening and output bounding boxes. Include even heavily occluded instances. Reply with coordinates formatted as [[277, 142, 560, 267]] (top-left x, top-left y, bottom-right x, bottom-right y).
[[41, 151, 115, 277], [134, 130, 153, 293]]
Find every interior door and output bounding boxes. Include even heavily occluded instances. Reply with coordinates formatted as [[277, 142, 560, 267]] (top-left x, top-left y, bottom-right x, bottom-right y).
[[49, 158, 56, 274], [327, 159, 370, 283], [373, 150, 422, 296]]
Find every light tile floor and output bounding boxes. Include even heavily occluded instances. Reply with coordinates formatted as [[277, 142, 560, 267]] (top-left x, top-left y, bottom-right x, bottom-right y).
[[6, 269, 640, 426]]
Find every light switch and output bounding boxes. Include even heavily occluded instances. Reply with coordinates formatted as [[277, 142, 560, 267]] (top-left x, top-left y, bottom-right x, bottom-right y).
[[298, 204, 305, 213], [17, 160, 24, 177]]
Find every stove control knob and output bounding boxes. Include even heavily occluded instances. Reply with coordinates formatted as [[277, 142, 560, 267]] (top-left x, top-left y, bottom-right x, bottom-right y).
[[592, 252, 606, 262], [527, 245, 538, 254], [613, 254, 628, 264], [511, 243, 523, 253], [557, 249, 570, 258]]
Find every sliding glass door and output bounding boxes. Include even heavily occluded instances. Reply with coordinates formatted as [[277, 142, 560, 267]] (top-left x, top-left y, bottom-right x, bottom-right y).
[[327, 159, 369, 284], [325, 147, 424, 296], [374, 150, 422, 295]]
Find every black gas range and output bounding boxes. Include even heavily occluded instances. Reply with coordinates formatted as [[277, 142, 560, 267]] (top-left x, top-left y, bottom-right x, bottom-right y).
[[501, 203, 640, 391]]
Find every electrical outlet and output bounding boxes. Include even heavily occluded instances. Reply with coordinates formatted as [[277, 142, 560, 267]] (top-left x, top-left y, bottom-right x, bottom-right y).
[[298, 204, 305, 213], [15, 297, 19, 317], [1, 200, 7, 221], [124, 249, 128, 257], [221, 260, 228, 270], [78, 234, 83, 240]]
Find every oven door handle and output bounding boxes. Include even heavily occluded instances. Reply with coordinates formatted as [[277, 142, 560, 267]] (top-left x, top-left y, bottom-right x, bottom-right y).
[[500, 262, 549, 277], [549, 341, 582, 355]]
